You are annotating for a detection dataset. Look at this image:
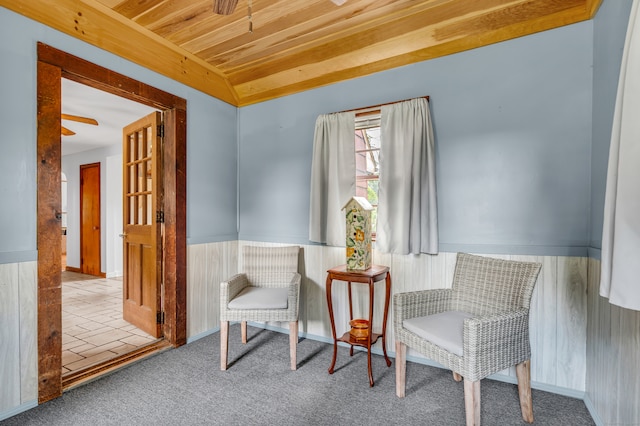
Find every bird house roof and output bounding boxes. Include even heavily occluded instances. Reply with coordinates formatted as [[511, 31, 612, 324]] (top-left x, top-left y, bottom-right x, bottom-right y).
[[342, 196, 373, 211]]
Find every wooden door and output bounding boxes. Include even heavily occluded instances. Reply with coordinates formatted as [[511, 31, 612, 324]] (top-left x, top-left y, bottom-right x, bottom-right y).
[[122, 111, 163, 338], [80, 163, 101, 276]]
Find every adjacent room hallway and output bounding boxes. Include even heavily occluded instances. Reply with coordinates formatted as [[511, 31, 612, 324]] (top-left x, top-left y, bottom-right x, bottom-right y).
[[61, 271, 158, 374]]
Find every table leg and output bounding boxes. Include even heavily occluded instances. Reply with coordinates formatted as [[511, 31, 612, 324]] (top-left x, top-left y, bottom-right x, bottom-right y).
[[381, 272, 392, 367], [348, 281, 354, 357], [326, 275, 338, 375], [367, 279, 374, 387]]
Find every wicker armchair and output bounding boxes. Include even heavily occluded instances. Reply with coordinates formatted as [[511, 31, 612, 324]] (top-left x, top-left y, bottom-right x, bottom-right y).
[[220, 245, 301, 371], [394, 253, 541, 426]]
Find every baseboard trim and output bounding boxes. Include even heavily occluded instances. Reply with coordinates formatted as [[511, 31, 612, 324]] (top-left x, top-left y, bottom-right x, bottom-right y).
[[187, 327, 220, 344], [0, 400, 38, 422], [583, 393, 605, 426]]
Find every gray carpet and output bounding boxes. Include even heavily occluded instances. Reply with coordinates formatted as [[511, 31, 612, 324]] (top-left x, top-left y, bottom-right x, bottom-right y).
[[2, 325, 595, 425]]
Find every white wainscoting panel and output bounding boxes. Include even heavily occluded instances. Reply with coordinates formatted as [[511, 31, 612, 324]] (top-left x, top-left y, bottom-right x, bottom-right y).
[[586, 258, 640, 426], [187, 242, 589, 392], [187, 241, 238, 338], [0, 261, 37, 414], [18, 261, 37, 403], [0, 262, 20, 411]]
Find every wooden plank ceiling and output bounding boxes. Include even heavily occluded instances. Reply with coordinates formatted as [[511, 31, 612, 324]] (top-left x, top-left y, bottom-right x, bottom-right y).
[[3, 0, 601, 106]]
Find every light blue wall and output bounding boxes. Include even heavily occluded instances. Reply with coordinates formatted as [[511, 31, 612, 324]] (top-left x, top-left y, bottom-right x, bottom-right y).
[[590, 0, 634, 256], [0, 7, 238, 264], [1, 1, 629, 262], [238, 21, 594, 256]]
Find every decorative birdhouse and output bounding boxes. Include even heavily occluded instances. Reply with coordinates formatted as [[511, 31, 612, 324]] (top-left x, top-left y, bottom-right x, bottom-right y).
[[342, 196, 372, 270]]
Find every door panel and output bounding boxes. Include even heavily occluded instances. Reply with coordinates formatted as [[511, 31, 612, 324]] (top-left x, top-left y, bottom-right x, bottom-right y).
[[80, 163, 101, 276], [122, 111, 162, 338]]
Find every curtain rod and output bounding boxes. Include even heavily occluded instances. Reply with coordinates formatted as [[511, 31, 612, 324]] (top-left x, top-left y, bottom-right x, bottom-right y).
[[337, 95, 430, 117]]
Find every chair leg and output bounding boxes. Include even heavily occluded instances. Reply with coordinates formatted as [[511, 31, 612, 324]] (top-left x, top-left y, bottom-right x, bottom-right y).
[[516, 360, 534, 423], [395, 341, 406, 398], [453, 371, 462, 382], [463, 379, 480, 426], [241, 321, 247, 344], [289, 321, 298, 371], [220, 321, 229, 371]]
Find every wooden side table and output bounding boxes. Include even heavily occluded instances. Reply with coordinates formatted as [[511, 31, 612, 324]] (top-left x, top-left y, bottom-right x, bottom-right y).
[[325, 264, 392, 387]]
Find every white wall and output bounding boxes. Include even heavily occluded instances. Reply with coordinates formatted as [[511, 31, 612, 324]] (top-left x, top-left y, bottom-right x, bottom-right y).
[[106, 154, 123, 277], [62, 145, 120, 275]]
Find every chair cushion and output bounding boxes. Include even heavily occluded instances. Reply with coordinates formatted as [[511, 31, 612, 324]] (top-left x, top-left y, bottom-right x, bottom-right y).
[[403, 311, 474, 356], [227, 287, 289, 310]]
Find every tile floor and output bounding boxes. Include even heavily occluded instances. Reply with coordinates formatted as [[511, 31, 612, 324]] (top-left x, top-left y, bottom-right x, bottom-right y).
[[62, 271, 158, 374]]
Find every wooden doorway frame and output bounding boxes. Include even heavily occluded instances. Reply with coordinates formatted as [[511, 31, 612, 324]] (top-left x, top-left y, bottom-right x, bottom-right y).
[[36, 42, 187, 403]]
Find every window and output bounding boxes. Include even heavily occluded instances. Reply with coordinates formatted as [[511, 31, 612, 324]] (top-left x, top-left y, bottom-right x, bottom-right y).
[[355, 113, 381, 235], [310, 97, 435, 253]]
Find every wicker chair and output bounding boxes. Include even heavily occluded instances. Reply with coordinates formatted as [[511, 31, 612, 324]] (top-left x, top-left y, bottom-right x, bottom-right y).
[[220, 245, 301, 371], [394, 253, 542, 426]]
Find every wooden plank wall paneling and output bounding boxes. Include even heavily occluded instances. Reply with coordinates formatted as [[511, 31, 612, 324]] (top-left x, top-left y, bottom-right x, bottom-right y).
[[0, 261, 37, 413], [18, 262, 38, 403], [186, 241, 238, 337], [187, 241, 589, 391], [556, 256, 587, 390], [0, 263, 20, 411], [586, 258, 640, 426], [6, 246, 640, 424]]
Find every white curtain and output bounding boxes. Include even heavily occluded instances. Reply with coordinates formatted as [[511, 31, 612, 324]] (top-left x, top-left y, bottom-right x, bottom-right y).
[[600, 0, 640, 311], [309, 112, 355, 246], [376, 98, 438, 255]]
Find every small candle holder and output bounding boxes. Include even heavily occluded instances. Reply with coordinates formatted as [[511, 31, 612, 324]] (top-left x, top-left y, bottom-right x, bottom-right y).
[[349, 318, 369, 341]]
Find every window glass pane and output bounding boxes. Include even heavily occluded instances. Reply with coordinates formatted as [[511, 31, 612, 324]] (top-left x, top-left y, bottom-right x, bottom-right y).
[[147, 194, 152, 225], [371, 206, 377, 235], [366, 180, 379, 206], [355, 128, 380, 178], [146, 159, 152, 191], [129, 135, 136, 162], [129, 197, 135, 225], [355, 124, 380, 236], [138, 194, 145, 225], [146, 127, 153, 157], [129, 165, 135, 193], [364, 127, 380, 150], [137, 130, 144, 160], [137, 162, 145, 193]]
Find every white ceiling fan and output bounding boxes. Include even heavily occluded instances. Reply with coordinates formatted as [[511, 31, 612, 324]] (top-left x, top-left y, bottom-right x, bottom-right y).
[[214, 0, 347, 15]]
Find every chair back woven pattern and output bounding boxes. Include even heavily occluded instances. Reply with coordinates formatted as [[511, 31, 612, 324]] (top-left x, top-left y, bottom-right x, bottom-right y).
[[242, 245, 300, 287], [451, 253, 541, 316]]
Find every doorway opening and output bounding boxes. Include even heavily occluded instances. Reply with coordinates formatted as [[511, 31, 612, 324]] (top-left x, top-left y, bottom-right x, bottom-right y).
[[37, 43, 187, 403], [79, 162, 101, 276], [60, 85, 165, 375]]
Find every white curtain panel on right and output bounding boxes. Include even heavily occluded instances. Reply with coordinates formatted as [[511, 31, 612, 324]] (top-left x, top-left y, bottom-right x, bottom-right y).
[[600, 0, 640, 311]]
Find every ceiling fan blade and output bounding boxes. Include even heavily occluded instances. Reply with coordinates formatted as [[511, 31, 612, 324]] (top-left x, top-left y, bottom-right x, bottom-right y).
[[61, 113, 99, 126], [61, 126, 76, 136], [214, 0, 239, 15]]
